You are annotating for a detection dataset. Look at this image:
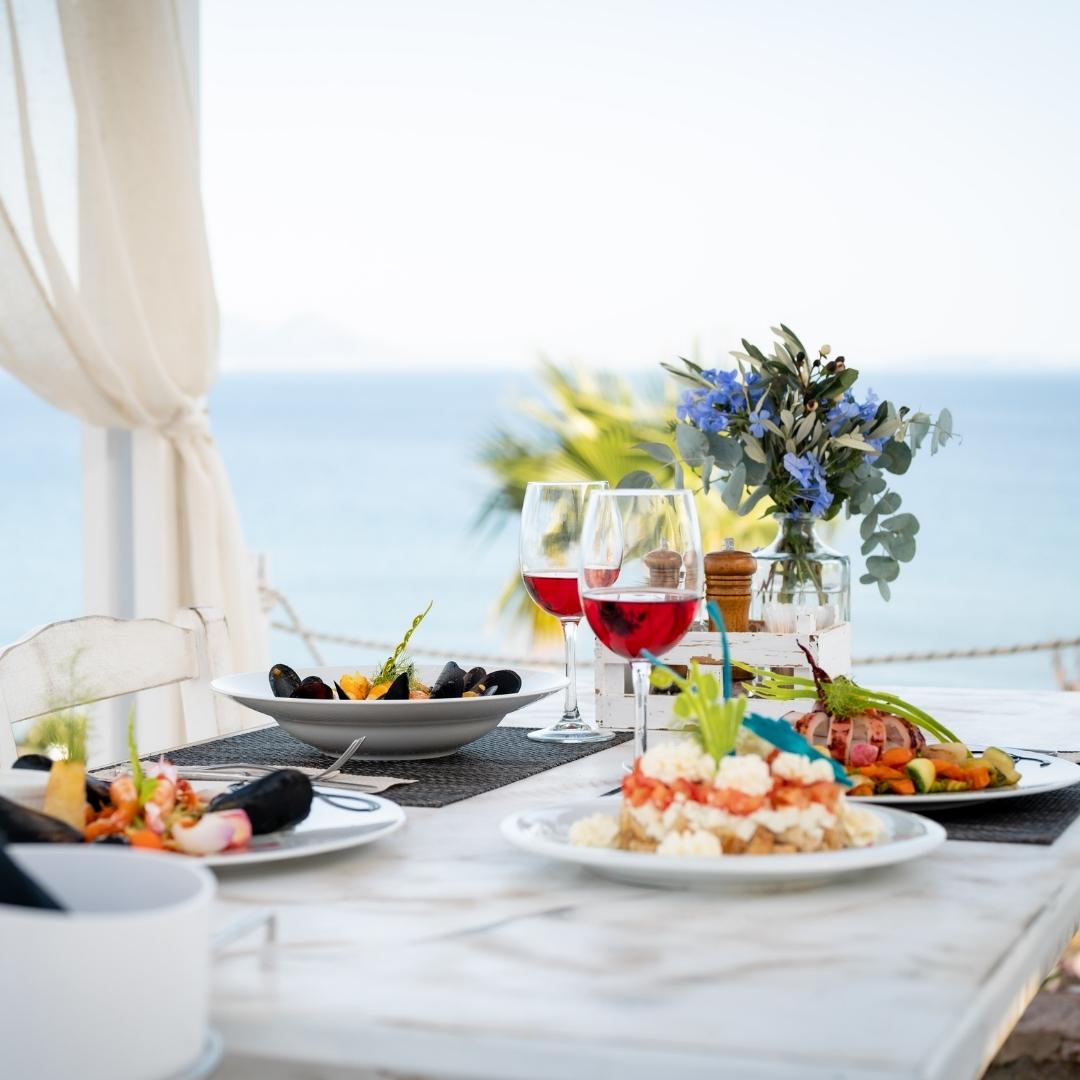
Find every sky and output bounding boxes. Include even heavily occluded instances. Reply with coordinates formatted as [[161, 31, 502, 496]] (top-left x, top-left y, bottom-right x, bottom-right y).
[[197, 1, 1075, 372]]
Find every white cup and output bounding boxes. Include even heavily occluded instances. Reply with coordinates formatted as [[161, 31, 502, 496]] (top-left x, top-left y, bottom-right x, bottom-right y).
[[0, 845, 216, 1080]]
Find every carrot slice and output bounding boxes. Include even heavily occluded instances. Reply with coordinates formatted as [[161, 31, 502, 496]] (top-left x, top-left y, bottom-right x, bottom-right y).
[[880, 747, 915, 768], [933, 761, 967, 781], [885, 778, 916, 795], [128, 829, 164, 849], [856, 764, 905, 781], [965, 765, 992, 791]]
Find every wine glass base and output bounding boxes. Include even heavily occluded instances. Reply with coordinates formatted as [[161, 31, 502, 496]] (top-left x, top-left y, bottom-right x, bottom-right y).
[[527, 723, 616, 744]]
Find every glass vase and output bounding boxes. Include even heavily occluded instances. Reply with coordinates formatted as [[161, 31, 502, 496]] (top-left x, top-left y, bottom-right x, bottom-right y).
[[752, 515, 850, 633]]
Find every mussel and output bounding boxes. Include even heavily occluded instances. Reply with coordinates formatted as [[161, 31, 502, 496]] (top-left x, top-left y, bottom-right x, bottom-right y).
[[293, 676, 334, 700], [269, 663, 302, 698], [382, 672, 410, 700], [208, 769, 314, 835], [0, 839, 65, 910], [430, 661, 467, 699], [463, 666, 487, 693], [13, 754, 113, 811], [0, 794, 82, 843], [484, 669, 522, 696]]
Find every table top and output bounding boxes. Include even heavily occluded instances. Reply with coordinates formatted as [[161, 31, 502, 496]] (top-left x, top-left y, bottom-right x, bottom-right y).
[[210, 684, 1080, 1080]]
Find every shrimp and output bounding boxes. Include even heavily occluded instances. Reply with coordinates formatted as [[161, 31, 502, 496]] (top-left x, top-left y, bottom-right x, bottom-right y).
[[83, 774, 139, 841]]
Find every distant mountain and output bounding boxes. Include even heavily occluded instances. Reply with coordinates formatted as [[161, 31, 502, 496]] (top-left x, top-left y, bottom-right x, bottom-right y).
[[219, 314, 406, 371]]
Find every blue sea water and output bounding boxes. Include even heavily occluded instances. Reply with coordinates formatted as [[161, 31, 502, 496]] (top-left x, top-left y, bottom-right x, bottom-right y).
[[1, 369, 1078, 692]]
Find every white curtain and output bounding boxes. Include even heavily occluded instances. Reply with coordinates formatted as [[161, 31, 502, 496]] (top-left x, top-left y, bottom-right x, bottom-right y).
[[0, 1, 265, 673]]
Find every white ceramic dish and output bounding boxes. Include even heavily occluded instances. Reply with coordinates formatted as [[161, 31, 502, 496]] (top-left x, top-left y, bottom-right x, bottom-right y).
[[212, 665, 567, 758], [0, 767, 49, 811], [191, 781, 406, 867], [501, 796, 945, 889], [0, 845, 215, 1080], [850, 747, 1080, 807]]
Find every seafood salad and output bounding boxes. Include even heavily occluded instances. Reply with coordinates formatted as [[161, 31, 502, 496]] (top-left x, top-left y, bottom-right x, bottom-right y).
[[268, 603, 522, 703], [0, 722, 314, 856], [570, 661, 886, 858], [743, 646, 1021, 797]]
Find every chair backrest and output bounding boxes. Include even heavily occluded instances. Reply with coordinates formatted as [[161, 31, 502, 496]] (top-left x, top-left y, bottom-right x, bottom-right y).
[[0, 607, 244, 768]]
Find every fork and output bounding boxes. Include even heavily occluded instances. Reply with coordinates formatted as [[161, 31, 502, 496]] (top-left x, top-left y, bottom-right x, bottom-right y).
[[176, 736, 366, 784]]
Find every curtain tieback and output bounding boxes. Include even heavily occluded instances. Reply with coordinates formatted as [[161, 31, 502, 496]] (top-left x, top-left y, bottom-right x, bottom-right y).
[[159, 403, 211, 444]]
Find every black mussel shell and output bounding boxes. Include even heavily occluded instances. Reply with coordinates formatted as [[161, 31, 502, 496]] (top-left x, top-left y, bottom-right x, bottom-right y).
[[269, 663, 302, 698], [381, 672, 410, 700], [0, 838, 65, 910], [0, 795, 82, 843], [334, 681, 349, 700], [13, 754, 112, 811], [430, 661, 466, 699], [12, 754, 54, 772], [91, 833, 130, 845], [208, 769, 314, 835], [484, 669, 522, 696], [481, 684, 499, 697], [292, 676, 334, 700], [463, 666, 487, 693]]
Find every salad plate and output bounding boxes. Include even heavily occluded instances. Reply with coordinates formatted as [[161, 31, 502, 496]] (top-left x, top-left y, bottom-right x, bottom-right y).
[[850, 747, 1080, 808], [502, 796, 945, 889], [212, 665, 567, 758], [190, 781, 405, 867]]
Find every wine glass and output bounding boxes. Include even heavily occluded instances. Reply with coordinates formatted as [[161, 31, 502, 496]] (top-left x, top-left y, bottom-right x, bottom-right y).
[[579, 488, 703, 761], [520, 481, 615, 744]]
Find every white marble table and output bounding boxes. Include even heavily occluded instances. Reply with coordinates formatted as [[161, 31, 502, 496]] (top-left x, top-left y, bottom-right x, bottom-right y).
[[209, 686, 1080, 1080]]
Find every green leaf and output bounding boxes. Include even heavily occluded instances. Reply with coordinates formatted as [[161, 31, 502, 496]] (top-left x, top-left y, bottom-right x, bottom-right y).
[[721, 462, 746, 510], [832, 434, 878, 454], [738, 485, 770, 516], [127, 712, 144, 790], [859, 514, 879, 541], [877, 440, 912, 475], [706, 432, 744, 469], [618, 470, 655, 489], [875, 491, 902, 515], [138, 776, 159, 807], [882, 512, 919, 535], [374, 602, 433, 684], [778, 324, 808, 358], [650, 667, 677, 689], [675, 424, 709, 463], [883, 533, 916, 562], [741, 433, 768, 464], [634, 441, 675, 465], [859, 572, 876, 585], [780, 408, 795, 430], [673, 694, 693, 718], [866, 555, 900, 582], [699, 454, 714, 495], [860, 532, 881, 556], [877, 579, 892, 601]]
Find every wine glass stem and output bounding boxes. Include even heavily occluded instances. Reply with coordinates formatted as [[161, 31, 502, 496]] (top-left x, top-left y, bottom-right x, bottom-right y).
[[561, 618, 580, 722], [630, 659, 650, 759]]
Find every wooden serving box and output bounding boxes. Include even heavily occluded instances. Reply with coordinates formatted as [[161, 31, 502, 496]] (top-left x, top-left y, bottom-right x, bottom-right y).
[[593, 621, 851, 732]]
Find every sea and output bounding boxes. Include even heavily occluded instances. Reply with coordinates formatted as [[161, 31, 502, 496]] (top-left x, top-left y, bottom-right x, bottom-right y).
[[1, 368, 1078, 693]]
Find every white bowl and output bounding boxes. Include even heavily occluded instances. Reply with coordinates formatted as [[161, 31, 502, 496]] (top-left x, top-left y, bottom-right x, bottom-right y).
[[0, 845, 216, 1080], [0, 768, 50, 811], [212, 665, 568, 758]]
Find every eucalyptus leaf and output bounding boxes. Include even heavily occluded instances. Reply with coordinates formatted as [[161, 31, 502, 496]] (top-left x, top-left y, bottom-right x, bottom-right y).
[[721, 462, 746, 510], [908, 414, 931, 449], [877, 579, 891, 601], [866, 555, 900, 582], [875, 491, 902, 515], [707, 432, 744, 468], [884, 533, 916, 562], [675, 424, 710, 463], [700, 454, 714, 494], [738, 485, 770, 516], [860, 533, 881, 556], [859, 513, 879, 540], [877, 439, 912, 475], [618, 470, 656, 489], [859, 572, 875, 585], [882, 512, 919, 534], [743, 458, 768, 486], [634, 441, 676, 465]]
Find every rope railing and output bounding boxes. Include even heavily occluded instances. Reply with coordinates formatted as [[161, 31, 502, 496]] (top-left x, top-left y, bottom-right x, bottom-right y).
[[263, 585, 1080, 672]]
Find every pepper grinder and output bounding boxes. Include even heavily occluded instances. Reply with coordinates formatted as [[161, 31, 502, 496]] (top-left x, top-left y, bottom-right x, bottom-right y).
[[704, 538, 758, 633], [643, 541, 683, 588]]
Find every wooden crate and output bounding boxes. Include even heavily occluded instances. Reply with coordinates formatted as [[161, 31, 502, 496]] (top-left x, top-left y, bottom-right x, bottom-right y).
[[594, 621, 851, 732]]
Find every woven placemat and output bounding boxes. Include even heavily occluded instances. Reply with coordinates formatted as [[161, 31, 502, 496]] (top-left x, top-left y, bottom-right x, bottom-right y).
[[915, 783, 1080, 845], [163, 726, 631, 808]]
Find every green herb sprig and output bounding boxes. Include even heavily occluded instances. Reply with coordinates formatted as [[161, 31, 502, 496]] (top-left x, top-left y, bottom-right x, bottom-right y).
[[371, 602, 433, 686], [649, 660, 747, 764], [127, 712, 158, 806]]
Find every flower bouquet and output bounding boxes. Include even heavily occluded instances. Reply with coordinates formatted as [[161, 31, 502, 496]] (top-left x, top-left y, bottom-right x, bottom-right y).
[[624, 325, 953, 629]]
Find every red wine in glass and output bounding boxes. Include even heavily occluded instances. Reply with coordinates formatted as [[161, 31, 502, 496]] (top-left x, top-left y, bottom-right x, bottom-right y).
[[521, 571, 583, 620], [582, 565, 620, 589], [583, 588, 699, 659]]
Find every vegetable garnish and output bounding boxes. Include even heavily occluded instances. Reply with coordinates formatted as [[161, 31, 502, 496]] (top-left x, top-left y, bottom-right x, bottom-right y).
[[127, 712, 158, 806], [736, 643, 961, 745], [371, 601, 433, 687], [645, 602, 850, 784]]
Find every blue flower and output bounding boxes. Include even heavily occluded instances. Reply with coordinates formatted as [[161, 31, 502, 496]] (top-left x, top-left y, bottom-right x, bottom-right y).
[[783, 452, 816, 489], [862, 436, 885, 463], [676, 388, 729, 433], [858, 390, 879, 422], [826, 393, 862, 434], [747, 407, 771, 438]]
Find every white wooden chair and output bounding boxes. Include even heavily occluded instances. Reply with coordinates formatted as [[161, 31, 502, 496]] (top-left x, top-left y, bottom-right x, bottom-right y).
[[0, 607, 248, 768]]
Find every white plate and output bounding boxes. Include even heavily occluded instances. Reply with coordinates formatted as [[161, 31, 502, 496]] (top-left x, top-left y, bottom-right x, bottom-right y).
[[212, 665, 567, 758], [501, 796, 945, 889], [850, 747, 1080, 807], [190, 781, 405, 867]]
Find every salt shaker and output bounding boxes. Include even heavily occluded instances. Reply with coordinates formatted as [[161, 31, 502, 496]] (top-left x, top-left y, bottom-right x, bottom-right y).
[[704, 538, 758, 633]]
